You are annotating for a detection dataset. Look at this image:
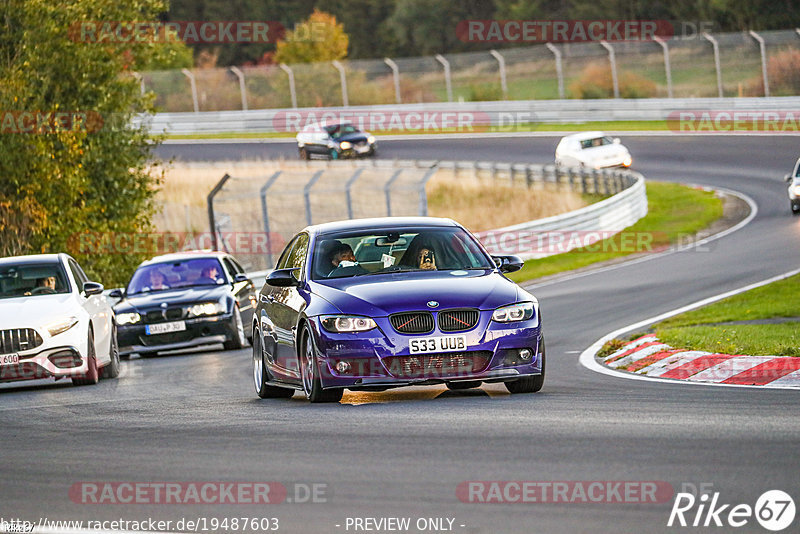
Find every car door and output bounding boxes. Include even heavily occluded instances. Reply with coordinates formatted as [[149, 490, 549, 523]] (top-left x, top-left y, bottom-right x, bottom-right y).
[[223, 256, 255, 329], [67, 257, 111, 366], [269, 233, 310, 380], [260, 236, 299, 379]]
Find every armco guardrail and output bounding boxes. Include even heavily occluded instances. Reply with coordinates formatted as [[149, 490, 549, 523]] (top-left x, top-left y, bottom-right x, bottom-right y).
[[137, 96, 800, 135], [206, 158, 646, 272]]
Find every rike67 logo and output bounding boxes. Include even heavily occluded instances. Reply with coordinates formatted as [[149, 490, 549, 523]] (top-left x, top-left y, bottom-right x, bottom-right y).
[[668, 489, 795, 531]]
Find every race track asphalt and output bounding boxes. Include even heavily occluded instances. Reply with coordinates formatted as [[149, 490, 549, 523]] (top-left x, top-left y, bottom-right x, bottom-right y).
[[2, 135, 799, 534]]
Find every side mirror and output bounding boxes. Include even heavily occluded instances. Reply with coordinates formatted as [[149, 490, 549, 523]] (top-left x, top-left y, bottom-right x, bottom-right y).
[[785, 174, 793, 183], [233, 273, 249, 283], [266, 268, 300, 287], [613, 137, 621, 144], [108, 288, 124, 299], [83, 281, 104, 296], [493, 255, 524, 274]]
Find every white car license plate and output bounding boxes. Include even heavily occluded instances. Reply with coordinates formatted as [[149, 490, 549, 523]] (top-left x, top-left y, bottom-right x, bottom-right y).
[[0, 353, 20, 365], [409, 335, 467, 354], [145, 321, 186, 335]]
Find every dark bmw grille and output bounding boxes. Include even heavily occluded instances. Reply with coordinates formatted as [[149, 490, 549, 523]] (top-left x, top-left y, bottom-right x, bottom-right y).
[[438, 309, 479, 332], [0, 328, 43, 354], [144, 308, 184, 324], [389, 312, 434, 334], [384, 351, 492, 379]]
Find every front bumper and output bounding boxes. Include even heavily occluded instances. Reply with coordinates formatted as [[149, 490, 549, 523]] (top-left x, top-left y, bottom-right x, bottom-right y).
[[0, 345, 91, 382], [309, 313, 542, 390], [117, 314, 235, 355]]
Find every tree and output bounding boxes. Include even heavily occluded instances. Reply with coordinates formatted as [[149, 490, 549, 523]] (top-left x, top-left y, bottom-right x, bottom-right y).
[[0, 0, 189, 285], [274, 9, 348, 64]]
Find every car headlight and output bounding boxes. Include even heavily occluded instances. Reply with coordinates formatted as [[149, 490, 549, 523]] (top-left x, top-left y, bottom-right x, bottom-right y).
[[623, 156, 633, 167], [792, 185, 800, 195], [339, 141, 352, 150], [367, 135, 376, 144], [116, 312, 141, 325], [188, 301, 226, 318], [45, 316, 79, 336], [321, 315, 376, 333], [492, 302, 535, 323]]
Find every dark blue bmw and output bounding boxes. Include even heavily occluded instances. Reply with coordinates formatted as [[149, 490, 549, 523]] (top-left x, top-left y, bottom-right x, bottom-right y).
[[252, 217, 544, 403]]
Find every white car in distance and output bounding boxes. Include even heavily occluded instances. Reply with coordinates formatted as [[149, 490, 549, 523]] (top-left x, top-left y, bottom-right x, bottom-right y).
[[0, 253, 119, 386], [555, 131, 632, 169]]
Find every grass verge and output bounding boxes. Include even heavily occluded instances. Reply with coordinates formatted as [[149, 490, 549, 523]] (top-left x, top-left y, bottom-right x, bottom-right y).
[[508, 182, 724, 284]]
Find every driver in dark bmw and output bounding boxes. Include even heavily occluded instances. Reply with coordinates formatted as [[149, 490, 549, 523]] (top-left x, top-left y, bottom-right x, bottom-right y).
[[252, 217, 544, 403]]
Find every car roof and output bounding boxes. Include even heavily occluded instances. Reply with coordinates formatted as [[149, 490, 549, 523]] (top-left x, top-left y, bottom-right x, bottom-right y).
[[304, 217, 460, 237], [0, 253, 65, 267], [560, 131, 607, 141], [138, 250, 228, 266]]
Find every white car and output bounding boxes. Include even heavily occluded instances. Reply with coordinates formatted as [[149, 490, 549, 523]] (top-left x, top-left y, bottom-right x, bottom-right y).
[[555, 131, 632, 169], [784, 158, 800, 215], [0, 253, 119, 386]]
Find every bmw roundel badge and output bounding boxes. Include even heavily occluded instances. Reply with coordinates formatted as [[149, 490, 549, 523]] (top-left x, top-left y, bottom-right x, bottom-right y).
[[427, 301, 439, 308]]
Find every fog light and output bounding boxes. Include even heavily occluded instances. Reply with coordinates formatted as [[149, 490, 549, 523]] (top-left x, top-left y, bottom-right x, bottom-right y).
[[518, 348, 533, 361], [336, 361, 351, 374]]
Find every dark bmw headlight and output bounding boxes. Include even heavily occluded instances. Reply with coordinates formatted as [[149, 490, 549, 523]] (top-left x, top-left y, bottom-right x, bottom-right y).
[[492, 302, 535, 323], [367, 135, 376, 144], [321, 315, 376, 333], [339, 141, 352, 150], [116, 312, 141, 325], [188, 301, 226, 318]]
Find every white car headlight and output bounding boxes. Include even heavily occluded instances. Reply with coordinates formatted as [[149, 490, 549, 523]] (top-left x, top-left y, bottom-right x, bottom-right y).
[[188, 301, 226, 318], [492, 302, 535, 323], [116, 312, 141, 325], [45, 316, 79, 336], [321, 315, 376, 333], [339, 141, 352, 150], [623, 155, 633, 167], [367, 135, 376, 144], [792, 185, 800, 195]]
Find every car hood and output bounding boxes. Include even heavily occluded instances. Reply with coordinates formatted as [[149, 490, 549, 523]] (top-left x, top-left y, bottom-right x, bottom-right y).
[[0, 293, 79, 329], [114, 285, 228, 313], [310, 270, 519, 316]]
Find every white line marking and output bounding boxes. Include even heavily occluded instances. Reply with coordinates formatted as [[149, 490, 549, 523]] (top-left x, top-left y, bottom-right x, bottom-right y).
[[523, 185, 758, 290], [578, 267, 800, 390]]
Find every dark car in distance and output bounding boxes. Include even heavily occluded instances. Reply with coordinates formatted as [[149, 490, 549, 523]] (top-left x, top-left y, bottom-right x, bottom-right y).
[[112, 251, 256, 357], [296, 121, 377, 160]]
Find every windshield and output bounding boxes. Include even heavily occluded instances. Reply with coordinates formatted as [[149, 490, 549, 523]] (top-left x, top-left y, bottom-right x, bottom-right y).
[[311, 227, 494, 280], [580, 136, 614, 149], [127, 258, 227, 295], [325, 123, 361, 139], [0, 262, 71, 299]]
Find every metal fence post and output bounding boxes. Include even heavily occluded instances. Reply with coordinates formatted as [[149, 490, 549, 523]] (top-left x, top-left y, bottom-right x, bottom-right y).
[[653, 36, 673, 98], [702, 33, 724, 98], [279, 63, 297, 108], [489, 50, 508, 99], [207, 173, 231, 251], [332, 60, 349, 107], [749, 30, 770, 97], [259, 171, 282, 267], [229, 66, 248, 111], [181, 68, 199, 112], [384, 58, 402, 104], [384, 169, 403, 216], [345, 169, 364, 220], [418, 164, 439, 216], [304, 170, 324, 226], [599, 41, 619, 98], [435, 55, 453, 102], [545, 43, 565, 99]]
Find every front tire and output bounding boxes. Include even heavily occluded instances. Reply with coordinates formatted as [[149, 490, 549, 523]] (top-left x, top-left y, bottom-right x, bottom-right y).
[[100, 323, 120, 379], [223, 304, 248, 350], [300, 325, 342, 403], [299, 147, 309, 160], [73, 330, 99, 386], [504, 338, 545, 394], [254, 329, 294, 399]]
